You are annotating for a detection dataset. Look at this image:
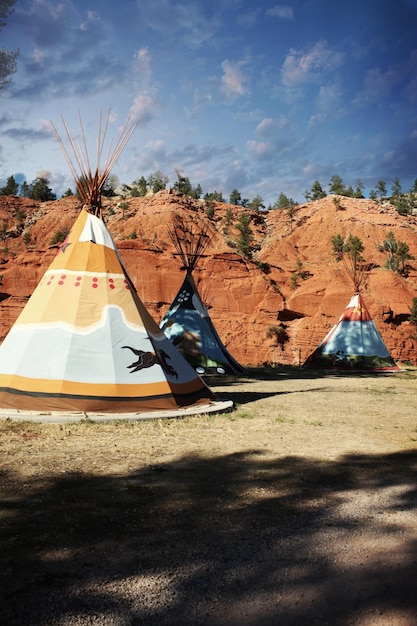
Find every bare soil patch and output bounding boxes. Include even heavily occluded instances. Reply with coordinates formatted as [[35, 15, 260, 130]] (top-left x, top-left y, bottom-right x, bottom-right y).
[[1, 368, 417, 625]]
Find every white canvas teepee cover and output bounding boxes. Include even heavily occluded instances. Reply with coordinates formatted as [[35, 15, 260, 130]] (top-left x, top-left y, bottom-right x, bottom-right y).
[[0, 209, 222, 413], [303, 292, 399, 371]]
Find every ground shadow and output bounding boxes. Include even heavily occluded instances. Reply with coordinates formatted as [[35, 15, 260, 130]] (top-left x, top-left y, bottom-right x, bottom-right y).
[[215, 387, 331, 407], [210, 366, 412, 384], [1, 449, 417, 625]]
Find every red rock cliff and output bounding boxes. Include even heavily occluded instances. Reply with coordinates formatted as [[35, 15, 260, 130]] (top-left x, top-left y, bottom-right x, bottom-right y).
[[1, 191, 416, 366]]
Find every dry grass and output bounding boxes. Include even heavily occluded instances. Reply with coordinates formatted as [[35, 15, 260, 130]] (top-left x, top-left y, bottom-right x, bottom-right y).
[[2, 368, 417, 471], [1, 368, 417, 625]]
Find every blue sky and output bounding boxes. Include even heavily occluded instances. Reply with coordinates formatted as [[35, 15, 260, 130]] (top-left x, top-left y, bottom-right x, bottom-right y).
[[1, 0, 417, 205]]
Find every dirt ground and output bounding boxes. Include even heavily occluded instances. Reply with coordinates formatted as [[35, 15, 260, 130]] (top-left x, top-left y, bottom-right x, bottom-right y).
[[1, 368, 417, 625]]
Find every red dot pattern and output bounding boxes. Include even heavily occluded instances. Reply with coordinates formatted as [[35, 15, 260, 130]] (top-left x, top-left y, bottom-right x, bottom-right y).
[[43, 274, 128, 289]]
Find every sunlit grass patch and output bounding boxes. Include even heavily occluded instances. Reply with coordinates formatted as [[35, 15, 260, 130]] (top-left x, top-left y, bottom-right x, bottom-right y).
[[304, 419, 323, 426], [365, 386, 397, 395], [275, 415, 295, 424]]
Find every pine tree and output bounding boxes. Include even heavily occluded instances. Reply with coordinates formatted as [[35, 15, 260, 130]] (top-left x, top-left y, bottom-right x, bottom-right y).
[[354, 179, 365, 198], [30, 177, 56, 201], [391, 176, 402, 199], [235, 212, 254, 258], [0, 174, 18, 195], [20, 181, 30, 197], [173, 171, 193, 196], [222, 207, 234, 236], [148, 171, 168, 193], [0, 0, 18, 90], [273, 192, 295, 209], [331, 234, 345, 261], [310, 181, 327, 200], [329, 174, 346, 195], [229, 188, 242, 205], [204, 190, 224, 202], [129, 176, 147, 197], [376, 180, 387, 200], [381, 232, 397, 270], [396, 240, 414, 274], [249, 194, 265, 213]]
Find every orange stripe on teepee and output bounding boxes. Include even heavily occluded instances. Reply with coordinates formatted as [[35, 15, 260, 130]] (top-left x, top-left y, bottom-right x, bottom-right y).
[[0, 374, 172, 398]]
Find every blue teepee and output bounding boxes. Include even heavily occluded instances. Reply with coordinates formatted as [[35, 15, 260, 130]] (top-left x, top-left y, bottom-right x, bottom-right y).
[[303, 292, 399, 371], [160, 216, 246, 376]]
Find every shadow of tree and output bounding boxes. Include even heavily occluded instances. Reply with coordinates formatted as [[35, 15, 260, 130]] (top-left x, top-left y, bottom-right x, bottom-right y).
[[1, 449, 417, 625]]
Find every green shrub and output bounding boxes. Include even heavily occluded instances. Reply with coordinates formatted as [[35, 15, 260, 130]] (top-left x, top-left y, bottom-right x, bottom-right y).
[[50, 229, 69, 245], [256, 261, 271, 273], [266, 324, 289, 347]]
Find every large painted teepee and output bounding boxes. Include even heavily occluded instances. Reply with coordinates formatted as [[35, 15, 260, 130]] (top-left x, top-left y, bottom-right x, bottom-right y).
[[0, 112, 231, 417], [160, 215, 246, 376], [303, 235, 399, 372]]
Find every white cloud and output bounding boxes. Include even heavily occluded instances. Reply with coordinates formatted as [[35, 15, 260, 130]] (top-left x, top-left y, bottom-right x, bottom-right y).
[[252, 117, 294, 154], [32, 47, 45, 64], [355, 50, 417, 107], [80, 10, 100, 32], [221, 59, 251, 100], [256, 118, 274, 134], [136, 47, 152, 83], [281, 40, 344, 86], [303, 162, 318, 176], [308, 113, 327, 128], [266, 5, 294, 20], [184, 88, 213, 118], [255, 116, 289, 136], [355, 66, 398, 105], [48, 1, 68, 21], [145, 139, 166, 159], [39, 119, 54, 135], [135, 0, 220, 46], [36, 169, 52, 180], [128, 93, 159, 124], [237, 8, 262, 28], [316, 82, 343, 113], [365, 67, 395, 98], [247, 140, 271, 157], [31, 0, 74, 21]]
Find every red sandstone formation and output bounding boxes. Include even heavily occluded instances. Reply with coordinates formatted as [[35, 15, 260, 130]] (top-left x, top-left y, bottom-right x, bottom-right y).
[[0, 191, 416, 366]]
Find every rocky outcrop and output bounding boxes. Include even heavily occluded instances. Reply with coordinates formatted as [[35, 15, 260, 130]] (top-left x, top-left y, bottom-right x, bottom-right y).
[[1, 191, 416, 365]]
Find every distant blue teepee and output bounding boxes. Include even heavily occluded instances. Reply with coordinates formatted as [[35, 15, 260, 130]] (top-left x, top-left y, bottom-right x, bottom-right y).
[[303, 292, 399, 371]]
